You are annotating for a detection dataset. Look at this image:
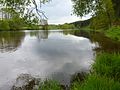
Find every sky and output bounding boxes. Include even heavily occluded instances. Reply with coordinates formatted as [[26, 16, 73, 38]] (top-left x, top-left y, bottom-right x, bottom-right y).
[[41, 0, 91, 24]]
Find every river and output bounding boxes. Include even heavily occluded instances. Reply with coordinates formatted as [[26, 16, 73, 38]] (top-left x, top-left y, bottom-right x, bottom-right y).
[[0, 30, 120, 90]]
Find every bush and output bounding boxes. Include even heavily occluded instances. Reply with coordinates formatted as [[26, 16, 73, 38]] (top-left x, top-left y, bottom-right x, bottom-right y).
[[8, 18, 24, 30], [0, 20, 10, 30], [60, 23, 75, 29]]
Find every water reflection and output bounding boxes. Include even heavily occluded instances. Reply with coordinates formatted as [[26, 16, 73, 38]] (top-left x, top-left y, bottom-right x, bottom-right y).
[[0, 31, 25, 53], [63, 30, 120, 52], [89, 32, 120, 52], [0, 30, 95, 89], [30, 30, 49, 40]]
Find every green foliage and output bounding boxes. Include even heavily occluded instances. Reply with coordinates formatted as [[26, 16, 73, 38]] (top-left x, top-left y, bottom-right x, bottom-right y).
[[93, 53, 120, 81], [47, 24, 76, 30], [0, 20, 10, 30], [112, 0, 120, 18], [38, 80, 61, 90], [0, 0, 51, 25], [72, 0, 118, 29], [71, 0, 95, 17], [8, 17, 25, 30], [72, 0, 116, 18], [105, 26, 120, 41], [48, 25, 60, 30], [0, 13, 41, 30], [91, 0, 115, 29], [71, 75, 120, 90], [60, 23, 75, 29], [0, 0, 51, 15], [26, 25, 40, 30]]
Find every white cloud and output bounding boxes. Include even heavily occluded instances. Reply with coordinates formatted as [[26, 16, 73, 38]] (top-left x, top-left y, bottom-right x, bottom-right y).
[[41, 0, 91, 24]]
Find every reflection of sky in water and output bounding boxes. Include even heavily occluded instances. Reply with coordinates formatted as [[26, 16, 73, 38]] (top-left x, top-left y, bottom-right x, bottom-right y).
[[0, 31, 95, 88]]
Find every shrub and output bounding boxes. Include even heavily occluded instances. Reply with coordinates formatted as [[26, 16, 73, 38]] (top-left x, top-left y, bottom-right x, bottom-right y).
[[8, 18, 24, 30], [0, 20, 10, 30]]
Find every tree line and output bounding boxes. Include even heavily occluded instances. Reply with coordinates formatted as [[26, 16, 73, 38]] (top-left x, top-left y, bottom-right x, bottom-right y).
[[0, 0, 50, 30]]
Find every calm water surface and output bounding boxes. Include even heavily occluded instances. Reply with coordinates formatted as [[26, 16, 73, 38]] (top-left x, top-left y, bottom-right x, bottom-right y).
[[0, 30, 119, 89]]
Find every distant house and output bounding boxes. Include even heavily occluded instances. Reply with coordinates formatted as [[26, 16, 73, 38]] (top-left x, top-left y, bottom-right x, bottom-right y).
[[0, 6, 11, 20], [40, 19, 48, 25]]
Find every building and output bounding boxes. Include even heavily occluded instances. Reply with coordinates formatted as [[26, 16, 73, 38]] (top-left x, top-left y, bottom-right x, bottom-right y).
[[0, 5, 11, 20], [40, 19, 48, 25]]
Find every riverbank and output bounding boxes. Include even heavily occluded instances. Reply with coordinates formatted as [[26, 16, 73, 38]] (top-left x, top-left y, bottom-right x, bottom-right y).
[[37, 53, 120, 90]]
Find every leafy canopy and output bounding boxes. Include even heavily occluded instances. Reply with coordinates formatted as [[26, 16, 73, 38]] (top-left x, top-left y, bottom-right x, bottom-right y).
[[71, 0, 114, 17], [0, 0, 51, 19]]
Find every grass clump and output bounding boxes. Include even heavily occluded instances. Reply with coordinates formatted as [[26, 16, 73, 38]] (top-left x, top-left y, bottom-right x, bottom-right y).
[[93, 53, 120, 81], [38, 80, 62, 90], [71, 75, 120, 90], [106, 26, 120, 41]]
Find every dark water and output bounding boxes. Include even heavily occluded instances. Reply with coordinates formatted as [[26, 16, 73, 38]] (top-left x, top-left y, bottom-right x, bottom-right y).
[[0, 30, 120, 89]]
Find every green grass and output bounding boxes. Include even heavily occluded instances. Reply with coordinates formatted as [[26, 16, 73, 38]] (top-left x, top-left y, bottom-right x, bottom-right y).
[[71, 75, 120, 90], [93, 53, 120, 81], [38, 80, 62, 90], [105, 26, 120, 41]]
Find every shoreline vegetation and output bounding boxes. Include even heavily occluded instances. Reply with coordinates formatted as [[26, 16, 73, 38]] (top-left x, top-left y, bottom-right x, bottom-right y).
[[1, 18, 120, 42]]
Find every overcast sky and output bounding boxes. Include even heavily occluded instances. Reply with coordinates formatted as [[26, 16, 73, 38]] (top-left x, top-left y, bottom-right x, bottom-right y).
[[41, 0, 91, 24]]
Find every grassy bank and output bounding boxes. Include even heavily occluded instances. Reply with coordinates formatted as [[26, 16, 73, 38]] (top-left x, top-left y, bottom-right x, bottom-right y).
[[38, 53, 120, 90], [105, 26, 120, 41], [71, 75, 120, 90]]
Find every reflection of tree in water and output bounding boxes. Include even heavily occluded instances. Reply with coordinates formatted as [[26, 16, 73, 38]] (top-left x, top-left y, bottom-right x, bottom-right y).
[[63, 30, 120, 52], [89, 32, 120, 52], [0, 31, 25, 53], [30, 30, 49, 41], [63, 30, 90, 39]]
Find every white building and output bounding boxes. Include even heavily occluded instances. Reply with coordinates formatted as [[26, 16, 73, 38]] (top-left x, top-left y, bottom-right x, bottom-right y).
[[40, 19, 48, 25], [0, 5, 11, 20]]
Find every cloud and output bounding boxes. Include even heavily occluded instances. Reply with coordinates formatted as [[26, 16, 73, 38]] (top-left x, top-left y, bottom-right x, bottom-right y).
[[41, 0, 90, 24]]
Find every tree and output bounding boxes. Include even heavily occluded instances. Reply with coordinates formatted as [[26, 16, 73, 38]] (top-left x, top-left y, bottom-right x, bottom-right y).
[[72, 0, 119, 29], [112, 0, 120, 18], [0, 0, 51, 22]]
